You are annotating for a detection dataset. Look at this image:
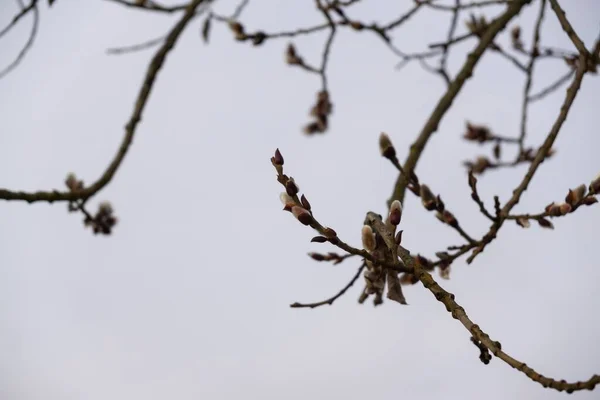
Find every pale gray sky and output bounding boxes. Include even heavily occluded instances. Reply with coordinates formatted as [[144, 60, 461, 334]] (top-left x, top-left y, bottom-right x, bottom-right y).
[[1, 1, 599, 399]]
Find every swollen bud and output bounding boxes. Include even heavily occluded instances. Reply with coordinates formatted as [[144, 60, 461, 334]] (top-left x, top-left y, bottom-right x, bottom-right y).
[[291, 206, 312, 225], [280, 192, 295, 210], [379, 132, 396, 159], [361, 225, 376, 252], [420, 184, 437, 211], [388, 200, 403, 226]]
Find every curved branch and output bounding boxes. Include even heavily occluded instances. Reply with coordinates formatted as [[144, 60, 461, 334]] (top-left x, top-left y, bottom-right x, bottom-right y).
[[0, 0, 207, 203], [290, 262, 366, 308]]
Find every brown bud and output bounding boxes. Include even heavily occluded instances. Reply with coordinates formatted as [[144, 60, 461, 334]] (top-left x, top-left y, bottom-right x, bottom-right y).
[[291, 206, 312, 225], [308, 252, 325, 261], [300, 194, 311, 211], [286, 43, 301, 65], [273, 148, 284, 165], [419, 184, 437, 211], [252, 32, 266, 46], [537, 218, 554, 229], [285, 178, 299, 196], [311, 236, 328, 243], [350, 21, 364, 30], [464, 122, 492, 143], [511, 25, 521, 41], [581, 196, 598, 206], [323, 227, 337, 239], [388, 200, 403, 226], [228, 21, 243, 34]]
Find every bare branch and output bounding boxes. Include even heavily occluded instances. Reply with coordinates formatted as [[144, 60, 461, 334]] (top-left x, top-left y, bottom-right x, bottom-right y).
[[0, 0, 208, 203]]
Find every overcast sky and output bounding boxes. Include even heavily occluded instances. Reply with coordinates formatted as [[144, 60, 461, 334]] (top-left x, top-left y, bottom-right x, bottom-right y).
[[1, 1, 599, 399]]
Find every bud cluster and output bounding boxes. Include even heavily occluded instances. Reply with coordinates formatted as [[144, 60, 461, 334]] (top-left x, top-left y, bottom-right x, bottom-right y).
[[64, 173, 118, 235], [304, 90, 333, 135], [271, 149, 339, 244], [84, 201, 118, 235]]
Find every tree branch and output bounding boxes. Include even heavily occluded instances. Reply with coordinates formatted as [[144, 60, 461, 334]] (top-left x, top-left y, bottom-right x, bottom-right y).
[[0, 0, 208, 203]]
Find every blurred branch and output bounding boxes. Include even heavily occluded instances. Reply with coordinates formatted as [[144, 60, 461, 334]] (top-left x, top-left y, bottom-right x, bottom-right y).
[[387, 0, 531, 208], [290, 262, 366, 308], [0, 0, 39, 80], [0, 0, 208, 203]]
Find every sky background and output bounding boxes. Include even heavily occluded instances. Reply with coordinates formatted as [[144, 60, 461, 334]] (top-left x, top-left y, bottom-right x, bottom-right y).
[[1, 1, 599, 399]]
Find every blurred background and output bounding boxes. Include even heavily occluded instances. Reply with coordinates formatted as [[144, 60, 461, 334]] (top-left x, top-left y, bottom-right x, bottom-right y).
[[1, 1, 599, 399]]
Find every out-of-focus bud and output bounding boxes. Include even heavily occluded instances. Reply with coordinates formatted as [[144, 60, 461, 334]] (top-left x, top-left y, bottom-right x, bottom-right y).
[[252, 32, 266, 46], [463, 122, 492, 143], [350, 21, 364, 30], [286, 43, 302, 65], [581, 196, 598, 206], [280, 192, 295, 211], [311, 236, 328, 243], [420, 184, 437, 211], [388, 200, 403, 226], [565, 184, 587, 206], [361, 225, 376, 252], [537, 218, 554, 229], [308, 252, 325, 261], [464, 156, 492, 175], [65, 173, 84, 192], [379, 132, 396, 159], [98, 201, 113, 214], [228, 21, 246, 40], [589, 173, 600, 194], [291, 206, 312, 225]]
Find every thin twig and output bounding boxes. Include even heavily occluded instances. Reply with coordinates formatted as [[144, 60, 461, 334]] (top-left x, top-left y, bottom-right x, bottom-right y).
[[0, 3, 38, 80], [518, 0, 546, 152], [106, 34, 167, 55], [387, 0, 531, 209], [467, 53, 589, 263], [290, 263, 366, 308]]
